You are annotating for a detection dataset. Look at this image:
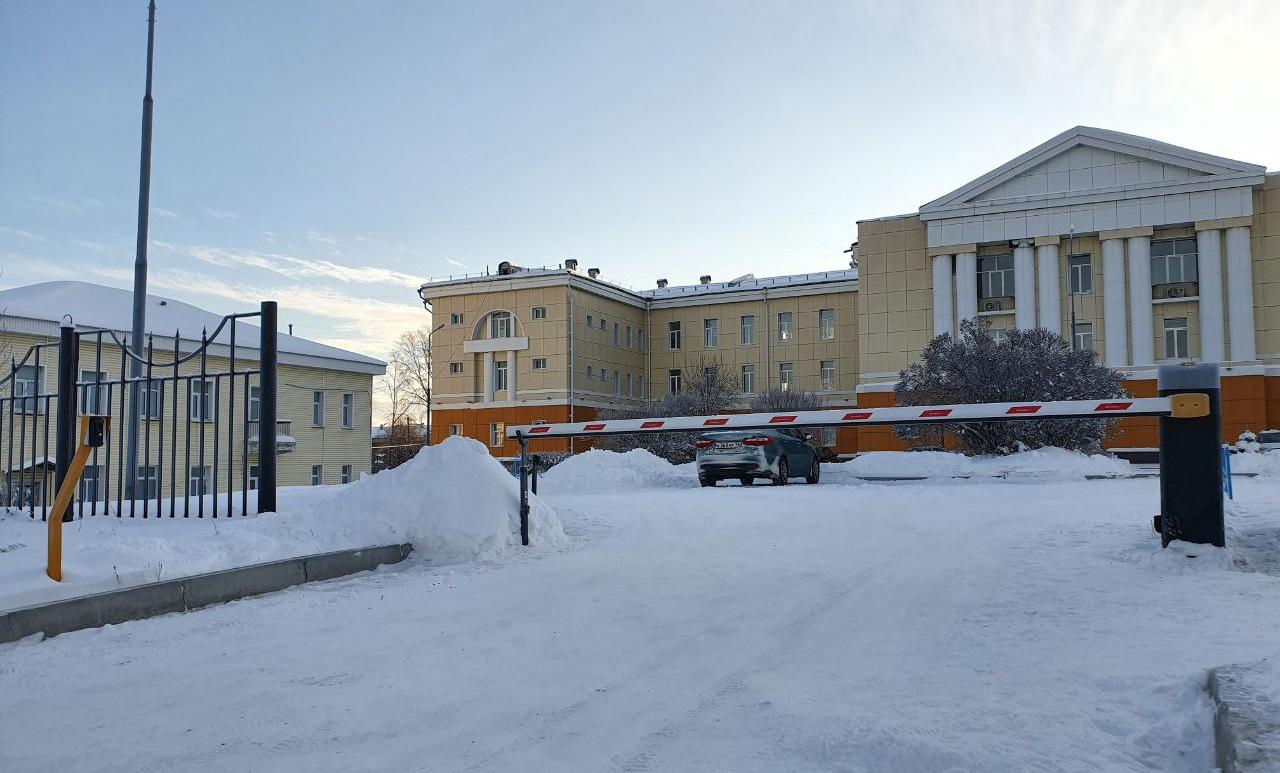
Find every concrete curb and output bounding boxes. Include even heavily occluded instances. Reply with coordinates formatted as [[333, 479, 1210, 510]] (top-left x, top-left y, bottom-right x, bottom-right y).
[[1210, 661, 1280, 772], [0, 543, 412, 644]]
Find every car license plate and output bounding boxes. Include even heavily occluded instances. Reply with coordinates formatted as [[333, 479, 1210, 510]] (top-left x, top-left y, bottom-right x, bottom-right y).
[[713, 441, 741, 452]]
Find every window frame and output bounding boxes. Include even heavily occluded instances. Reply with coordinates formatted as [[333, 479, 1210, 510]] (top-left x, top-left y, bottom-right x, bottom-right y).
[[532, 357, 547, 370], [820, 360, 836, 391], [311, 464, 323, 486], [1072, 322, 1094, 352], [494, 360, 508, 392], [531, 306, 547, 320], [741, 363, 756, 394], [818, 309, 836, 341], [449, 423, 464, 437], [341, 464, 353, 484], [740, 315, 755, 346], [978, 253, 1015, 299], [488, 423, 503, 448], [248, 385, 261, 422], [190, 378, 217, 423], [779, 362, 794, 391], [489, 311, 513, 339], [448, 361, 463, 374], [668, 320, 682, 350], [703, 318, 718, 348], [341, 392, 354, 429], [777, 312, 794, 343], [449, 312, 463, 325], [311, 389, 324, 427], [668, 369, 682, 394], [15, 365, 45, 415], [1163, 316, 1190, 359], [136, 465, 159, 499], [1067, 253, 1093, 295], [189, 465, 211, 497], [79, 369, 109, 414]]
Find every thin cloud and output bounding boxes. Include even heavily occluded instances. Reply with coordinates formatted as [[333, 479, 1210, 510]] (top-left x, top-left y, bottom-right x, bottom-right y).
[[26, 193, 80, 213], [201, 207, 239, 221], [172, 243, 423, 289], [0, 226, 46, 242], [445, 257, 468, 270], [71, 239, 114, 255], [151, 207, 180, 219], [306, 230, 340, 246]]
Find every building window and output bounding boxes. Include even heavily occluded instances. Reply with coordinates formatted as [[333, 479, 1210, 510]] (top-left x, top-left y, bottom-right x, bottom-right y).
[[1073, 322, 1094, 352], [703, 366, 717, 383], [139, 379, 162, 419], [614, 372, 621, 397], [189, 465, 210, 497], [489, 311, 513, 339], [637, 328, 645, 352], [341, 464, 353, 484], [248, 464, 259, 491], [311, 389, 324, 426], [668, 320, 682, 350], [991, 328, 1010, 345], [489, 423, 503, 447], [625, 372, 632, 398], [819, 309, 836, 341], [703, 318, 718, 348], [1164, 316, 1190, 359], [1068, 254, 1093, 294], [741, 364, 756, 394], [979, 253, 1015, 299], [78, 464, 102, 502], [638, 375, 645, 399], [820, 360, 836, 391], [777, 312, 794, 343], [1151, 238, 1198, 286], [586, 365, 593, 379], [449, 312, 463, 325], [311, 465, 323, 486], [532, 357, 547, 370], [79, 370, 108, 414], [740, 315, 755, 346], [613, 322, 620, 346], [449, 424, 463, 436], [600, 367, 608, 382], [531, 306, 547, 320], [494, 360, 508, 392], [15, 365, 44, 414], [191, 379, 216, 423], [779, 362, 793, 391], [449, 361, 463, 374], [668, 369, 682, 393], [586, 314, 593, 328], [342, 392, 354, 428], [625, 325, 632, 349], [248, 385, 260, 422], [136, 465, 158, 499], [598, 317, 606, 330]]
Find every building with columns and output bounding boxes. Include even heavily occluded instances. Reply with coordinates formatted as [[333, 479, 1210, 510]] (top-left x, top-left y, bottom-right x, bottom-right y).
[[857, 126, 1278, 449], [419, 126, 1278, 457]]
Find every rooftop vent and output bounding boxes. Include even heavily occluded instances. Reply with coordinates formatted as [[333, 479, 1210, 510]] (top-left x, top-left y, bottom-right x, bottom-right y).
[[727, 273, 755, 287], [699, 275, 712, 285], [564, 258, 578, 271], [497, 261, 523, 276], [587, 267, 601, 279], [656, 278, 668, 288]]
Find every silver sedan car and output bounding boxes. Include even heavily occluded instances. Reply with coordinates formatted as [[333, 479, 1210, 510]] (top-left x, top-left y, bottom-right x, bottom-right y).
[[694, 429, 821, 487]]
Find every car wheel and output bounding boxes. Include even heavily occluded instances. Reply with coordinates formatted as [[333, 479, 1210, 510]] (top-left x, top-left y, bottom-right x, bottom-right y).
[[805, 458, 820, 484], [700, 475, 716, 487], [772, 457, 789, 486], [739, 476, 753, 486]]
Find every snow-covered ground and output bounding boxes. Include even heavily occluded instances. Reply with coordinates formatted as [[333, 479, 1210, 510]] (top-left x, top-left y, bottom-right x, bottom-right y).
[[3, 448, 1280, 772], [0, 437, 562, 611]]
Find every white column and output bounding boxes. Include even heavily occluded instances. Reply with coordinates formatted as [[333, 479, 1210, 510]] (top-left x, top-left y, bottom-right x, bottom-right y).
[[483, 351, 495, 402], [1013, 240, 1036, 330], [1126, 236, 1154, 366], [1226, 226, 1257, 361], [506, 350, 517, 400], [1035, 243, 1061, 335], [955, 252, 978, 326], [931, 254, 954, 337], [1102, 238, 1128, 367], [1197, 228, 1226, 363]]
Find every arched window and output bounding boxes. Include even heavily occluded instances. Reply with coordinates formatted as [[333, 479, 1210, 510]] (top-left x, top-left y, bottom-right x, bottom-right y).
[[489, 311, 513, 339]]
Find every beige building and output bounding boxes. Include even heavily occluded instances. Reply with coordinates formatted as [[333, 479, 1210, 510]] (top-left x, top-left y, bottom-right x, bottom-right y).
[[0, 281, 383, 509], [421, 126, 1280, 456]]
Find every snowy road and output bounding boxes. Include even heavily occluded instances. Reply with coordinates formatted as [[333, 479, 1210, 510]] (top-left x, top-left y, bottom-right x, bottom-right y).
[[4, 474, 1280, 772]]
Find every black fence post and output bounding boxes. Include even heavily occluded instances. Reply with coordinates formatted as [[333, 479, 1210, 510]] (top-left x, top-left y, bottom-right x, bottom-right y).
[[53, 322, 79, 522], [258, 301, 278, 513], [1157, 362, 1224, 548], [530, 454, 540, 495], [518, 434, 529, 546]]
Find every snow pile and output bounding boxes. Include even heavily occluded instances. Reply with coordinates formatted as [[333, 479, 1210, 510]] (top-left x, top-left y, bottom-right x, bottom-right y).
[[297, 436, 564, 562], [1230, 451, 1280, 476], [0, 436, 563, 611], [837, 447, 1133, 480], [540, 448, 696, 493]]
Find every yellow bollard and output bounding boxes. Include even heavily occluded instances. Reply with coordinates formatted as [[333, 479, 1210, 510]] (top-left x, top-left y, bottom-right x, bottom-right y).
[[47, 416, 109, 582]]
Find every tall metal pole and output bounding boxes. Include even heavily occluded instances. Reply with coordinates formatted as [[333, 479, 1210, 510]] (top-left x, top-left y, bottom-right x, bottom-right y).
[[425, 322, 444, 445], [126, 0, 157, 497], [1067, 226, 1078, 351]]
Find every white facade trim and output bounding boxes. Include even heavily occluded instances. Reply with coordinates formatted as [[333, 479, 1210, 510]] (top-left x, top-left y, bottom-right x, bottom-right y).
[[463, 336, 530, 354]]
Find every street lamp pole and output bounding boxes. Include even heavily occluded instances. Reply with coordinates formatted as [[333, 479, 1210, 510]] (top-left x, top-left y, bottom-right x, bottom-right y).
[[425, 322, 445, 444], [126, 0, 157, 497]]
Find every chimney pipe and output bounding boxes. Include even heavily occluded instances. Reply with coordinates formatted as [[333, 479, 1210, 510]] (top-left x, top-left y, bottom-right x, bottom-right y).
[[587, 267, 600, 279], [564, 258, 578, 271], [656, 278, 668, 288], [699, 275, 711, 285]]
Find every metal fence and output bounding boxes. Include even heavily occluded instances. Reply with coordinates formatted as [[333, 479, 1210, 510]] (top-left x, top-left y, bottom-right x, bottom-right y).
[[0, 301, 279, 521]]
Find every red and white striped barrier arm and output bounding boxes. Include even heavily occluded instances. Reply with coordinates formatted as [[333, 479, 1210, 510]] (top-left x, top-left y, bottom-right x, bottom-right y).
[[507, 395, 1208, 439]]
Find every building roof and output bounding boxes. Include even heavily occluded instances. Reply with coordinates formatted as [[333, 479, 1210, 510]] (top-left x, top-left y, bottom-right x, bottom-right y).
[[0, 281, 385, 375]]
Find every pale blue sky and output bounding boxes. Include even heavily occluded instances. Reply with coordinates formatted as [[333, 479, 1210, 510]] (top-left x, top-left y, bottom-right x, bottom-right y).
[[2, 0, 1278, 360]]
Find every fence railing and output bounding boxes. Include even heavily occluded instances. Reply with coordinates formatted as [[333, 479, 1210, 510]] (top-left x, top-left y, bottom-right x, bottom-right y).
[[0, 300, 279, 521]]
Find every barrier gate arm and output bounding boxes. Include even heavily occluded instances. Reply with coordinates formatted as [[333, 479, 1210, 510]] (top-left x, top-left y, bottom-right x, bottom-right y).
[[506, 394, 1209, 439]]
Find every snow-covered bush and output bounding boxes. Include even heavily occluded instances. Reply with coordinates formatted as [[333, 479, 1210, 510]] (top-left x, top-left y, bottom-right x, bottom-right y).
[[748, 389, 821, 413], [1236, 431, 1262, 454], [596, 357, 740, 463], [894, 319, 1125, 455]]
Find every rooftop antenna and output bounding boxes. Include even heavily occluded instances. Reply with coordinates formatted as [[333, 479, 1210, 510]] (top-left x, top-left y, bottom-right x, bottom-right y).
[[288, 323, 293, 336], [126, 0, 157, 498]]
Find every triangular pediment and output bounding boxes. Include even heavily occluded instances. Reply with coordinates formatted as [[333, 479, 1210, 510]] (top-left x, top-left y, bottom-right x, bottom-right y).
[[920, 127, 1265, 217]]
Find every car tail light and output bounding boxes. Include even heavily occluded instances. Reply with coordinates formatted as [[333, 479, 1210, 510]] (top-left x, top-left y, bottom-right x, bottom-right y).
[[742, 436, 772, 446], [695, 439, 714, 449]]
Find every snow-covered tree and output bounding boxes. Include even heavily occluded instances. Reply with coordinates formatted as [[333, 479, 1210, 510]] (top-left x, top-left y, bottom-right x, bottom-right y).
[[893, 319, 1125, 455]]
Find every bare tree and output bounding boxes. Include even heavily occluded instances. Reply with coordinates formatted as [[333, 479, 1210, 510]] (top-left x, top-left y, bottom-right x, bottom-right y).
[[377, 355, 415, 429], [388, 327, 434, 420], [748, 389, 821, 413], [894, 318, 1125, 455]]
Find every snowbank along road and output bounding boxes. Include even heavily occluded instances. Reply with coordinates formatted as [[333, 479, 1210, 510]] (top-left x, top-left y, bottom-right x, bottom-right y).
[[4, 451, 1280, 772]]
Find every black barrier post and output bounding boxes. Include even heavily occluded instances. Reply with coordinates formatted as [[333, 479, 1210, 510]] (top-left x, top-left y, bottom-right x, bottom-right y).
[[257, 301, 278, 514], [518, 434, 530, 546], [53, 322, 79, 522], [530, 454, 540, 495], [1157, 362, 1224, 548]]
